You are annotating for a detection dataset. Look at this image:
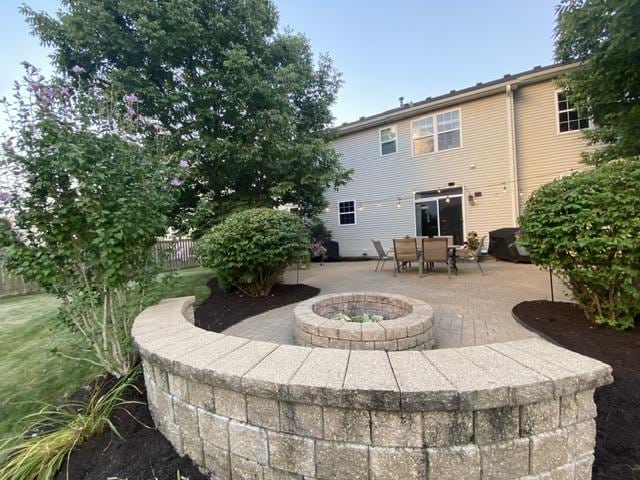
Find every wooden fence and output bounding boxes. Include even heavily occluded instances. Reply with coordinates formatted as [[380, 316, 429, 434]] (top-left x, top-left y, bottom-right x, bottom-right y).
[[153, 237, 199, 271], [0, 238, 199, 298], [0, 265, 41, 298]]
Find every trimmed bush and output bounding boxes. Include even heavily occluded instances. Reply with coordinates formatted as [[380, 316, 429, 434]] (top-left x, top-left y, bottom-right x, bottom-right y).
[[519, 159, 640, 329], [197, 208, 308, 297]]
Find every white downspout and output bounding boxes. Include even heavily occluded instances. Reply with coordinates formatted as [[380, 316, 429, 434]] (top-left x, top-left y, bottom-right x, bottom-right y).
[[505, 84, 520, 225]]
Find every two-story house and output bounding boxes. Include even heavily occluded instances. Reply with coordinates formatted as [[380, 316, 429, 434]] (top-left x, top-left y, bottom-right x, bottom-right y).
[[320, 63, 591, 257]]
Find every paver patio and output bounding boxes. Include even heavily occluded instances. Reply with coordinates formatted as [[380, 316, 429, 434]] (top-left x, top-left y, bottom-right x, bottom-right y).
[[223, 259, 570, 348]]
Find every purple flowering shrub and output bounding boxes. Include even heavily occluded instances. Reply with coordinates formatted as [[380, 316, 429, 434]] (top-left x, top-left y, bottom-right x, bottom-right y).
[[0, 65, 190, 376]]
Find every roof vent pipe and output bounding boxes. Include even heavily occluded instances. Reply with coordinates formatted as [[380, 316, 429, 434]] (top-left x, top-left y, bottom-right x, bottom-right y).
[[399, 96, 404, 107]]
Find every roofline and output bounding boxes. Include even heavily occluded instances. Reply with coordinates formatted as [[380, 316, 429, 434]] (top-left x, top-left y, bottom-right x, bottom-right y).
[[335, 63, 580, 137]]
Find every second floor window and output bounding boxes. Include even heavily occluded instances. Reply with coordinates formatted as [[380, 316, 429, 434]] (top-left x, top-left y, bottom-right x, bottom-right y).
[[411, 109, 461, 155], [557, 91, 589, 133], [338, 200, 356, 225], [380, 127, 397, 155]]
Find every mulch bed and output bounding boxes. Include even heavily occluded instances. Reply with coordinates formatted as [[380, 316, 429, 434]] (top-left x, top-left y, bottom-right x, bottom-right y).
[[55, 375, 208, 480], [194, 279, 320, 332], [513, 300, 640, 480]]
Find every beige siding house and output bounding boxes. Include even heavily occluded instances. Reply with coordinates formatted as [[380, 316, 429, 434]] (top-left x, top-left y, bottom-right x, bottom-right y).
[[320, 63, 591, 257]]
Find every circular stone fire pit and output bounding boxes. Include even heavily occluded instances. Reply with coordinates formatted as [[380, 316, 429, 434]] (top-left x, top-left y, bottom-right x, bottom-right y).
[[294, 292, 435, 350]]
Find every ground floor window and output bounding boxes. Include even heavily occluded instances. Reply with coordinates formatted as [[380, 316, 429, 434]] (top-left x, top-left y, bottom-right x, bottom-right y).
[[338, 200, 356, 225], [414, 188, 464, 244]]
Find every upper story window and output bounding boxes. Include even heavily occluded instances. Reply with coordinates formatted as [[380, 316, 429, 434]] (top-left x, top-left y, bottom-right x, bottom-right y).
[[557, 91, 589, 133], [380, 126, 397, 155], [338, 200, 356, 225], [411, 109, 461, 156]]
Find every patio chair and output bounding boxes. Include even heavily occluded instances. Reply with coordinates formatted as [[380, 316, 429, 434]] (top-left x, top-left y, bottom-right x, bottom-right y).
[[393, 238, 419, 276], [434, 235, 455, 246], [371, 239, 393, 272], [457, 235, 486, 275], [421, 238, 454, 279]]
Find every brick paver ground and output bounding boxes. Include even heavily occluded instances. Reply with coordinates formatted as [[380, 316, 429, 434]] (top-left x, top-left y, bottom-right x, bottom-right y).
[[223, 259, 570, 348]]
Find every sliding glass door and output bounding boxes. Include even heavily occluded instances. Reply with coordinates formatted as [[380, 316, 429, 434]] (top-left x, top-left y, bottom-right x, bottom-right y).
[[414, 191, 464, 245]]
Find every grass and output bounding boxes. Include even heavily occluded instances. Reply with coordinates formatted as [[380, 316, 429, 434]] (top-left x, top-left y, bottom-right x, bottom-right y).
[[0, 267, 214, 441]]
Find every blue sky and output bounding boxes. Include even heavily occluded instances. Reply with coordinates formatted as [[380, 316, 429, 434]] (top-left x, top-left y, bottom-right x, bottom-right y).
[[1, 0, 560, 126]]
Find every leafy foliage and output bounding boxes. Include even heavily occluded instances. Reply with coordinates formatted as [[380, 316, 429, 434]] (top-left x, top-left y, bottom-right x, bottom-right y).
[[0, 367, 141, 480], [23, 0, 352, 236], [197, 208, 307, 297], [331, 312, 384, 323], [0, 67, 179, 376], [555, 0, 640, 164], [518, 159, 640, 329]]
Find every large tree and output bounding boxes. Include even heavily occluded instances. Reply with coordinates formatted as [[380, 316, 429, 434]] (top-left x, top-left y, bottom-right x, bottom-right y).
[[23, 0, 351, 235], [555, 0, 640, 165]]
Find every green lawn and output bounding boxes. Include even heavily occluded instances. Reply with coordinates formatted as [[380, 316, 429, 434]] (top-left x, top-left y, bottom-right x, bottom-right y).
[[0, 267, 214, 440]]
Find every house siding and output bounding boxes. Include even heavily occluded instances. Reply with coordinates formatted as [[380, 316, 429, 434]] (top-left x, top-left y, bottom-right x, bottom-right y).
[[322, 76, 590, 258], [514, 81, 590, 214], [322, 94, 514, 257]]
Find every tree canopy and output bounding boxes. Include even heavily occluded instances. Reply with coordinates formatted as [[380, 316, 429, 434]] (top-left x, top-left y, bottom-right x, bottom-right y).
[[23, 0, 351, 236], [555, 0, 640, 165]]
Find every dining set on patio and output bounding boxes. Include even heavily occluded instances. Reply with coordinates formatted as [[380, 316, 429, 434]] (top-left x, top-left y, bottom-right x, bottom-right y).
[[371, 234, 486, 279]]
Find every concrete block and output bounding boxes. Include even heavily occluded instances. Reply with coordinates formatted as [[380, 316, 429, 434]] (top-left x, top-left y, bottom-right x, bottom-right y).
[[338, 322, 362, 341], [361, 322, 386, 341], [199, 410, 229, 450], [315, 441, 368, 480], [230, 454, 264, 479], [530, 429, 571, 474], [152, 364, 170, 391], [173, 398, 199, 436], [574, 454, 594, 480], [426, 445, 481, 480], [397, 335, 418, 350], [474, 407, 519, 445], [261, 467, 303, 480], [168, 372, 189, 401], [328, 338, 350, 349], [214, 387, 247, 421], [560, 395, 578, 426], [479, 438, 530, 479], [425, 349, 509, 410], [279, 401, 323, 438], [388, 351, 458, 410], [381, 319, 408, 340], [188, 379, 215, 411], [349, 340, 375, 350], [287, 348, 349, 405], [309, 334, 330, 347], [570, 420, 596, 458], [246, 395, 280, 430], [575, 390, 596, 421], [267, 431, 315, 477], [423, 410, 473, 447], [229, 420, 268, 464], [323, 406, 371, 444], [204, 340, 278, 390], [369, 447, 426, 480], [520, 399, 560, 436], [372, 410, 422, 447], [342, 350, 400, 409], [318, 319, 342, 337], [182, 434, 204, 466], [242, 345, 311, 398], [203, 443, 231, 480], [374, 339, 398, 351], [173, 335, 250, 381]]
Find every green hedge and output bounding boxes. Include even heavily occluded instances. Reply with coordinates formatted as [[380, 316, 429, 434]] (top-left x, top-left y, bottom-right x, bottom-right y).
[[197, 208, 308, 297], [519, 159, 640, 329]]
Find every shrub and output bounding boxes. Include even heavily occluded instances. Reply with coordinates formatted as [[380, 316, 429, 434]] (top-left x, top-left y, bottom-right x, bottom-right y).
[[0, 66, 180, 377], [0, 368, 141, 480], [198, 208, 308, 297], [518, 159, 640, 329]]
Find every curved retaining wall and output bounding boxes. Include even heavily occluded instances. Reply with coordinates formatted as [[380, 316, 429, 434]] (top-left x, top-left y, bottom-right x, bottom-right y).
[[294, 293, 435, 351], [133, 297, 613, 480]]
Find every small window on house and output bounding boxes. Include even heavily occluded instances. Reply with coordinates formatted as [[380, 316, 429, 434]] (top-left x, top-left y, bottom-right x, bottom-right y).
[[436, 110, 461, 150], [557, 92, 589, 133], [338, 200, 356, 225], [380, 127, 397, 155], [412, 117, 434, 155]]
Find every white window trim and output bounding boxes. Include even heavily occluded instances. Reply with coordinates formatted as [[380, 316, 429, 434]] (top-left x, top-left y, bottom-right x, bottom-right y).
[[379, 125, 398, 156], [412, 188, 467, 244], [411, 108, 463, 157], [337, 199, 357, 226], [555, 90, 592, 135]]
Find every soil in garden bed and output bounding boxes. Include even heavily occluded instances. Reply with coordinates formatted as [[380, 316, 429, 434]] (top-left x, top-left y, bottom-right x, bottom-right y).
[[54, 375, 208, 480], [194, 279, 320, 332], [513, 300, 640, 480]]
